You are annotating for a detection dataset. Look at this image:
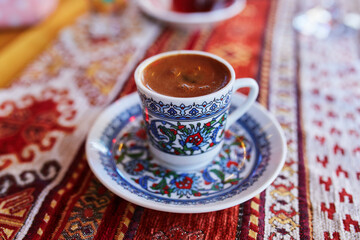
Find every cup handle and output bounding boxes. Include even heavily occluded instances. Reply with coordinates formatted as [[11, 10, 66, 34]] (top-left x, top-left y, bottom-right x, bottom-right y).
[[226, 78, 259, 127]]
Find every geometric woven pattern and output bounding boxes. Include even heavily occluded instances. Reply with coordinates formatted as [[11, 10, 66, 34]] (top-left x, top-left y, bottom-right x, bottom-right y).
[[1, 0, 360, 239]]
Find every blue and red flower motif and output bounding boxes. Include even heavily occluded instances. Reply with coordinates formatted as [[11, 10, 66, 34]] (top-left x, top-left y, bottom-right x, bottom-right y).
[[170, 174, 200, 197], [147, 112, 227, 156], [178, 126, 211, 152]]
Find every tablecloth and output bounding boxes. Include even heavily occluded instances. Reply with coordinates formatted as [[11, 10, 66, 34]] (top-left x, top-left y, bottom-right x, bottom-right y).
[[0, 0, 360, 239]]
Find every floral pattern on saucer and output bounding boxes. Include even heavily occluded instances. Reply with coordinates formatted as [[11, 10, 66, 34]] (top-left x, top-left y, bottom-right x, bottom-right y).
[[98, 103, 271, 205], [113, 120, 250, 198]]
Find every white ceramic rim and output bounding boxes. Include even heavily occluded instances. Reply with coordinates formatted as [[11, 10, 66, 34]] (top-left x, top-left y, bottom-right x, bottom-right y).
[[134, 50, 236, 102], [86, 93, 287, 213], [136, 0, 246, 26]]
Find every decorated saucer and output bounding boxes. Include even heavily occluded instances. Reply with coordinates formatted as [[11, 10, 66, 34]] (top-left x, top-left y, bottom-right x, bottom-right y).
[[136, 0, 246, 27], [86, 93, 286, 213]]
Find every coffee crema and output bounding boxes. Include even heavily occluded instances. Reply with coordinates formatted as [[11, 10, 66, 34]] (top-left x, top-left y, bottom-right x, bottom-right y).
[[142, 54, 231, 98]]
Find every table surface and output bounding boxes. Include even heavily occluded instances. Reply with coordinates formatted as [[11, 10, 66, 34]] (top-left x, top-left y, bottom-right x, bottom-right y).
[[1, 0, 360, 239]]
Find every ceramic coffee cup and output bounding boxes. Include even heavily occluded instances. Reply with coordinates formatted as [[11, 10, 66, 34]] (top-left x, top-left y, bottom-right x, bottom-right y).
[[134, 50, 259, 171]]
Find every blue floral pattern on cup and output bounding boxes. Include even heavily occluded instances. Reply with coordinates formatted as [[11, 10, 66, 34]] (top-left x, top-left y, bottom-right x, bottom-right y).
[[138, 90, 232, 120], [146, 111, 227, 156]]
